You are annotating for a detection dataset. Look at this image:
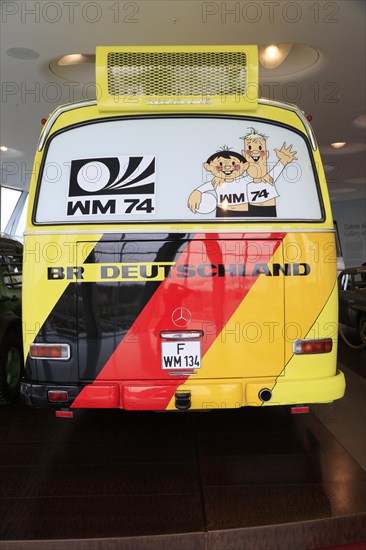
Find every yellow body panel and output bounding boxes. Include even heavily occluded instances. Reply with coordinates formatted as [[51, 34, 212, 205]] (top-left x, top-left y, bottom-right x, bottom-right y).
[[199, 241, 285, 379]]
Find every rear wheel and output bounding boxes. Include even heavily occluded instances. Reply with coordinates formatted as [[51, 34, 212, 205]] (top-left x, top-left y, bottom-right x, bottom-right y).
[[0, 332, 23, 406], [359, 316, 366, 344]]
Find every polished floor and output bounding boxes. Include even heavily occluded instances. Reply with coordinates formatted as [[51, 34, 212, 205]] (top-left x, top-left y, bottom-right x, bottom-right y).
[[0, 332, 365, 550]]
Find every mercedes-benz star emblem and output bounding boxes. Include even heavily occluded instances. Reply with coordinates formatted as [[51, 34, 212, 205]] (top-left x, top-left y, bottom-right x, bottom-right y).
[[171, 307, 192, 328]]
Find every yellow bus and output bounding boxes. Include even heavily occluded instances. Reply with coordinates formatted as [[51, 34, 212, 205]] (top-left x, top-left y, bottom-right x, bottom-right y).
[[21, 46, 345, 416]]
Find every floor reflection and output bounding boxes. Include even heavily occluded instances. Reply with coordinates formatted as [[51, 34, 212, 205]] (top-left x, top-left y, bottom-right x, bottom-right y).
[[0, 333, 365, 548]]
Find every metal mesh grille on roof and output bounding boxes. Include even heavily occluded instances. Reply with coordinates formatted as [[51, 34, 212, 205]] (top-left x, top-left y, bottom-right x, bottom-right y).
[[107, 51, 247, 97]]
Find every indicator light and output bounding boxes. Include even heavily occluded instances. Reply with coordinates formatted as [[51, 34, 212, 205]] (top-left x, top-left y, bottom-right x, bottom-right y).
[[30, 343, 70, 360]]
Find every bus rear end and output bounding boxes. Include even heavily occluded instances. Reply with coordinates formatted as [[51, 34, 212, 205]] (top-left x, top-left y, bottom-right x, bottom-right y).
[[21, 46, 345, 412]]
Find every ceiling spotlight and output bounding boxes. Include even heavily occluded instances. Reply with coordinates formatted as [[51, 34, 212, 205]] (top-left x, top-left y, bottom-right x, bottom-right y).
[[259, 43, 293, 69], [50, 54, 96, 84], [265, 45, 279, 59], [58, 54, 95, 66], [331, 142, 347, 149], [0, 146, 8, 152]]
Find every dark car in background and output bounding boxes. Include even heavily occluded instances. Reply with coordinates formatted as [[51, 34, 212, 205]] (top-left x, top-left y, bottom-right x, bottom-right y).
[[338, 266, 366, 344], [0, 235, 23, 405]]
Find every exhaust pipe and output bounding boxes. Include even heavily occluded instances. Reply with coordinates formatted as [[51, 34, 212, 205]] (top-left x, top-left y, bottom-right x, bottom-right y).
[[258, 388, 272, 402]]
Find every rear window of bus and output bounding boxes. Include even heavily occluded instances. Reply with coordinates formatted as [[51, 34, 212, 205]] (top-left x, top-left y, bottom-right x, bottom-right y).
[[34, 116, 323, 224]]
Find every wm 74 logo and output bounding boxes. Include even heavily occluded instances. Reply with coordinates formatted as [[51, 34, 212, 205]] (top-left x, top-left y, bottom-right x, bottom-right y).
[[67, 156, 155, 218]]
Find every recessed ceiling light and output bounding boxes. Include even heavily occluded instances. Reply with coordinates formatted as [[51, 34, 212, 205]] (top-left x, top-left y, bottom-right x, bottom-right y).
[[265, 45, 279, 59], [353, 114, 366, 129], [58, 54, 95, 66], [259, 44, 292, 69], [49, 54, 96, 85], [6, 47, 40, 60], [0, 146, 8, 152], [331, 142, 347, 149], [258, 44, 320, 79], [321, 142, 366, 155]]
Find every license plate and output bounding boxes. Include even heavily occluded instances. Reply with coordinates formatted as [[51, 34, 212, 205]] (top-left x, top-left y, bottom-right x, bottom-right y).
[[161, 341, 201, 370]]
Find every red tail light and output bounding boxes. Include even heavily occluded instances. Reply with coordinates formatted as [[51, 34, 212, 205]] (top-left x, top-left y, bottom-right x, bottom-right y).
[[48, 390, 68, 403], [293, 338, 332, 355]]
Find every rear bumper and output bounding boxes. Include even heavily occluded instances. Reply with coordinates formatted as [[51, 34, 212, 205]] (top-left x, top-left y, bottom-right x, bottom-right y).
[[261, 369, 346, 406], [20, 370, 346, 410]]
